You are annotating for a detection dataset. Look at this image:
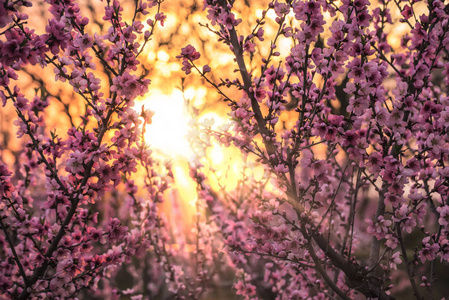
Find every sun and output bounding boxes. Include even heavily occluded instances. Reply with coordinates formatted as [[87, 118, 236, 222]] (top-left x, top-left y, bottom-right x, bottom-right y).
[[137, 89, 193, 159]]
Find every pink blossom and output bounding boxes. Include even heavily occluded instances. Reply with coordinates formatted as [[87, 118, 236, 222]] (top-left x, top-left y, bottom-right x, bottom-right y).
[[218, 11, 241, 30], [110, 72, 150, 100], [437, 206, 449, 227], [65, 150, 86, 174], [367, 216, 392, 240], [389, 252, 402, 270], [46, 18, 71, 55], [0, 28, 30, 66], [155, 12, 166, 26], [420, 237, 440, 263]]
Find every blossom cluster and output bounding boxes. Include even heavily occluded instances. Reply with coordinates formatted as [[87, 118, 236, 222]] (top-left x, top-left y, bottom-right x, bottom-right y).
[[0, 0, 178, 299], [180, 0, 449, 298]]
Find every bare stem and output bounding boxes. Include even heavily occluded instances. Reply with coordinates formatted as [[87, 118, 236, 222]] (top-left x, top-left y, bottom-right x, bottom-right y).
[[368, 182, 387, 271]]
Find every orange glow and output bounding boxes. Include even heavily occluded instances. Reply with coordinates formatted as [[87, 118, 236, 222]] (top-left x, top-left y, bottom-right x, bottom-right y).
[[166, 158, 199, 228]]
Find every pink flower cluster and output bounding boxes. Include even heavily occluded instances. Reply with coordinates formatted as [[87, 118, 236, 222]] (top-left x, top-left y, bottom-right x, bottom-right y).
[[0, 0, 173, 299], [180, 0, 449, 298], [177, 45, 201, 75]]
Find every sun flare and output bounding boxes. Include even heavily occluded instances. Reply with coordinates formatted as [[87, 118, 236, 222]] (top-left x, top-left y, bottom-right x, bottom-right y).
[[138, 90, 193, 158]]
